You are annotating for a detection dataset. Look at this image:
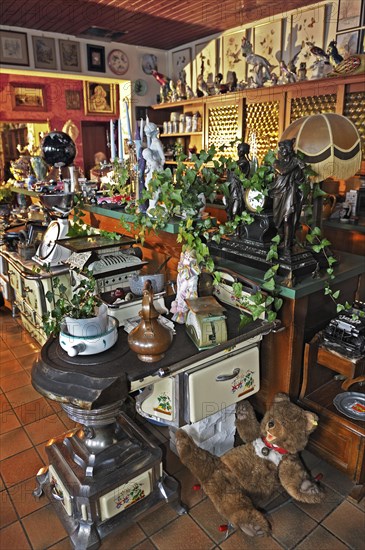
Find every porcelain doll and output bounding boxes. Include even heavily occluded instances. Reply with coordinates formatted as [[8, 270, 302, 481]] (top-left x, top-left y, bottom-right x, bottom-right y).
[[170, 249, 201, 324]]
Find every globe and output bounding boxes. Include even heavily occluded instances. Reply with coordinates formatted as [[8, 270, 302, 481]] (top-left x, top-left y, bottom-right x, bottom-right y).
[[41, 131, 76, 167]]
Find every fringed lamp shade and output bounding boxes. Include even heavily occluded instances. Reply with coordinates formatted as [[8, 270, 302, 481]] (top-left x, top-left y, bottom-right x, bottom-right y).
[[280, 113, 362, 182]]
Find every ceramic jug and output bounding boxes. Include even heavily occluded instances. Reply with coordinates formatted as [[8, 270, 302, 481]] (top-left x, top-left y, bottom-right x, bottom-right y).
[[322, 194, 337, 220], [128, 281, 173, 362]]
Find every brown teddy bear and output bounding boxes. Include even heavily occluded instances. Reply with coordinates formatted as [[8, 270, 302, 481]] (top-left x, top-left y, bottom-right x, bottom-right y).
[[175, 393, 325, 537]]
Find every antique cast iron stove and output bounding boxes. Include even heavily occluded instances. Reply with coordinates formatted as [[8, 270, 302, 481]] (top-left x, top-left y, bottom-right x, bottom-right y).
[[32, 341, 184, 550]]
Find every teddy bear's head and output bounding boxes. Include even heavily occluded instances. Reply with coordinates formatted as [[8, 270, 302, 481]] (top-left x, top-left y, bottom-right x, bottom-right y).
[[260, 393, 318, 454]]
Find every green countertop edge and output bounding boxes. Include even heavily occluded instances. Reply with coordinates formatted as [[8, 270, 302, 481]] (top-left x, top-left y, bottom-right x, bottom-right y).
[[217, 252, 365, 300], [11, 188, 365, 299]]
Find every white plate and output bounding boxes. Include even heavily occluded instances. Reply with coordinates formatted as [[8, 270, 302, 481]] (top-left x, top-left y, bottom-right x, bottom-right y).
[[333, 392, 365, 421]]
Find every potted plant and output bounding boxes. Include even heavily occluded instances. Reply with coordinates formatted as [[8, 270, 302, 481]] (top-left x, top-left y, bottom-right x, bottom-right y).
[[43, 271, 107, 338]]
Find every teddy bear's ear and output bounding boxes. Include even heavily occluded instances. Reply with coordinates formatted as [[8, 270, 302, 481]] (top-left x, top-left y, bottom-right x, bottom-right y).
[[305, 411, 319, 433], [273, 393, 290, 403]]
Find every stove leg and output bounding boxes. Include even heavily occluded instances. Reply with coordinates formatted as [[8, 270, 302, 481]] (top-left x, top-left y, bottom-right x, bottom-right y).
[[70, 521, 101, 550], [158, 474, 187, 516], [33, 467, 49, 499]]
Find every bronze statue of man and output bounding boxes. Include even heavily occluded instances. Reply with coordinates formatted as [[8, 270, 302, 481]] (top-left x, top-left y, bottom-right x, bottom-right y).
[[271, 138, 306, 256]]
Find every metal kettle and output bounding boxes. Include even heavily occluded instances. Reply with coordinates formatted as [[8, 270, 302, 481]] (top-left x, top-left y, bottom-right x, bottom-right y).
[[128, 280, 173, 362]]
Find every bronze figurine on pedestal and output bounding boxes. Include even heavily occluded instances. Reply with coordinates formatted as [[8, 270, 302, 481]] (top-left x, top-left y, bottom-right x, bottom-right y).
[[270, 138, 306, 258]]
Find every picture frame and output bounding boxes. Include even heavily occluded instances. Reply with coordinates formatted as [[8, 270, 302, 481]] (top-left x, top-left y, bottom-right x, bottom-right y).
[[290, 5, 325, 59], [87, 44, 105, 72], [336, 30, 360, 58], [65, 90, 81, 110], [195, 40, 217, 85], [254, 20, 283, 69], [83, 82, 116, 115], [59, 39, 81, 72], [32, 36, 57, 70], [11, 84, 46, 111], [222, 30, 249, 83], [172, 47, 192, 88], [0, 30, 29, 66], [337, 0, 362, 32]]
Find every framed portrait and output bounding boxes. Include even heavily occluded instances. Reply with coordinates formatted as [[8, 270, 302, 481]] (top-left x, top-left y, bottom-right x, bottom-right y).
[[59, 39, 81, 72], [0, 30, 29, 66], [172, 47, 192, 88], [254, 20, 283, 69], [195, 40, 217, 85], [65, 90, 81, 110], [87, 44, 105, 72], [290, 5, 325, 58], [32, 36, 57, 70], [83, 82, 116, 115], [222, 30, 249, 83], [337, 0, 362, 32], [11, 84, 46, 111], [336, 30, 360, 58]]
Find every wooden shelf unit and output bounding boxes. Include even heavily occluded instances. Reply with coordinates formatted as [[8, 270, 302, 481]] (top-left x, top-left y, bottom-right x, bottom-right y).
[[151, 74, 365, 171], [299, 333, 365, 501]]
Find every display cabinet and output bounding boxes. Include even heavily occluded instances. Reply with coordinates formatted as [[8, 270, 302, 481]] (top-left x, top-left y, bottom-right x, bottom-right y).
[[151, 74, 365, 166], [151, 97, 204, 163]]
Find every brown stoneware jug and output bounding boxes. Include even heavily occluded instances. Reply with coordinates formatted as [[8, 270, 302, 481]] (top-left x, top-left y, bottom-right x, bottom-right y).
[[128, 280, 173, 362]]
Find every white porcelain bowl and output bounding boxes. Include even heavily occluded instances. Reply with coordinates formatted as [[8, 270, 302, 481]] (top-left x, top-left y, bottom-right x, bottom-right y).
[[59, 316, 118, 356]]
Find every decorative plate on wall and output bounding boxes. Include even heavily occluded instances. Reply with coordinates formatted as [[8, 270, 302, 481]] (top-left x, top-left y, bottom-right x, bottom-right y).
[[107, 49, 129, 75], [133, 79, 148, 96]]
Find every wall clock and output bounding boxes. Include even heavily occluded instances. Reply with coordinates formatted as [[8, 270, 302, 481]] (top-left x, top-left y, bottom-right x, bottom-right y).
[[107, 49, 129, 75]]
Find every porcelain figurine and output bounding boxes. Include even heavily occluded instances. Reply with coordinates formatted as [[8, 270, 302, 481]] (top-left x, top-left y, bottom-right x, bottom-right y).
[[143, 121, 165, 213], [241, 36, 273, 87], [170, 249, 201, 324], [327, 40, 344, 66]]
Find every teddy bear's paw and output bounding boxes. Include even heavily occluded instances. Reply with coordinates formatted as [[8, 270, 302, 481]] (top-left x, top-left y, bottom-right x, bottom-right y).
[[300, 479, 321, 494], [175, 430, 194, 460], [236, 400, 253, 421], [299, 479, 325, 502], [239, 521, 269, 537]]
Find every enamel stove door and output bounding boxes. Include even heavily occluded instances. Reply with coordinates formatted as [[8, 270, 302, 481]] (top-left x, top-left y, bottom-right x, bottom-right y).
[[184, 344, 260, 423]]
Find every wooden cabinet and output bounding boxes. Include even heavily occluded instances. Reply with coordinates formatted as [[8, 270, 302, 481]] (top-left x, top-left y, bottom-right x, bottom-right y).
[[299, 334, 365, 501], [151, 98, 204, 163], [151, 74, 365, 169]]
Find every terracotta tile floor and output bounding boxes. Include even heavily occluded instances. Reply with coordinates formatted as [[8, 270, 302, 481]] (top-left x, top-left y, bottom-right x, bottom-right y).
[[0, 307, 364, 550]]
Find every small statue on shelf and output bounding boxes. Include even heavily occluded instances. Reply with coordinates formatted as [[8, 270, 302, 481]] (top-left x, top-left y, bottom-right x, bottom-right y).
[[143, 121, 165, 213], [241, 36, 274, 87], [270, 138, 306, 257], [298, 62, 307, 81], [327, 40, 344, 67]]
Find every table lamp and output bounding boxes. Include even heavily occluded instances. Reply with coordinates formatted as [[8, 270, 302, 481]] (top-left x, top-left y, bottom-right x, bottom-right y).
[[280, 113, 362, 226]]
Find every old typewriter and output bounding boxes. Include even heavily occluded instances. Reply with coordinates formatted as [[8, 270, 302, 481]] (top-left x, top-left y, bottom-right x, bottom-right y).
[[323, 301, 365, 358]]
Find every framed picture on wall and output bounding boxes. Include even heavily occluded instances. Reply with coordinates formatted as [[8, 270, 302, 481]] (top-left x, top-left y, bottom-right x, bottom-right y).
[[337, 0, 362, 32], [0, 30, 29, 66], [172, 47, 192, 88], [11, 84, 46, 111], [83, 82, 116, 115], [195, 40, 217, 84], [222, 30, 249, 83], [290, 5, 325, 58], [32, 36, 57, 69], [87, 44, 105, 72], [336, 30, 360, 58], [254, 20, 283, 69], [65, 90, 81, 110], [59, 39, 81, 72], [360, 28, 365, 54]]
